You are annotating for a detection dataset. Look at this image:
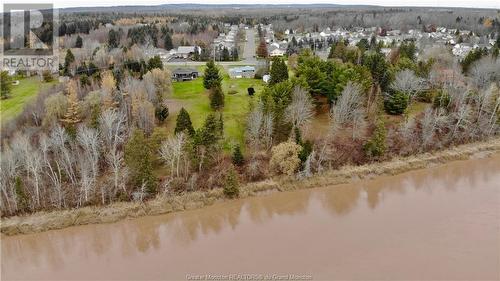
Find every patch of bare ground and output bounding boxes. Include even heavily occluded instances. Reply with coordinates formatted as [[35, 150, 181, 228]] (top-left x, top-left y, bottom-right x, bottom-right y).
[[2, 138, 499, 236]]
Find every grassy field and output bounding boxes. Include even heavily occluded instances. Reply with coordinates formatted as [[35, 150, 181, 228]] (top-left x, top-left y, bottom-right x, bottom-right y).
[[0, 77, 56, 123], [168, 74, 264, 146]]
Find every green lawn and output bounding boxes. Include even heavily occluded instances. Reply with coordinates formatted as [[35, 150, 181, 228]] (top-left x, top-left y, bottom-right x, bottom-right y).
[[0, 77, 57, 123], [169, 76, 264, 146]]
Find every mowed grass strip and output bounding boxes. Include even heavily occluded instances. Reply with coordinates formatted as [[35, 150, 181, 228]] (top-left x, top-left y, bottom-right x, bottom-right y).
[[170, 75, 264, 145], [0, 77, 56, 123]]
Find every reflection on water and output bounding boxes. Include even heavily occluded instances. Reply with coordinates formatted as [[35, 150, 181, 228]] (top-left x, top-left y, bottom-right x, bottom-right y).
[[2, 155, 500, 280]]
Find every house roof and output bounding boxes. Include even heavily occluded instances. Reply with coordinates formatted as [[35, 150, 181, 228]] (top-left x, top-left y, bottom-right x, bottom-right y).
[[229, 66, 255, 73], [177, 46, 196, 54], [172, 68, 198, 75]]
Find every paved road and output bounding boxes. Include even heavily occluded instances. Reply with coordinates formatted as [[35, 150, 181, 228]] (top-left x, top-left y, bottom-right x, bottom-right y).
[[242, 28, 257, 64], [165, 28, 258, 67], [164, 60, 257, 66]]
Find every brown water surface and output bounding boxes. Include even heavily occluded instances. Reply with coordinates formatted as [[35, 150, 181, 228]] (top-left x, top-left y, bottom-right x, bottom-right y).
[[2, 155, 500, 280]]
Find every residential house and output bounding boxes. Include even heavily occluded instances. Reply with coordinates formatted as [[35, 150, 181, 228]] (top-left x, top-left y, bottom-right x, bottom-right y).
[[173, 46, 199, 59], [172, 68, 200, 81], [452, 43, 473, 58], [270, 49, 285, 57]]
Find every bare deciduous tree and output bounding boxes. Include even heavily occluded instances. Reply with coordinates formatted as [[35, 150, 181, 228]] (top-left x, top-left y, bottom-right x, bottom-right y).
[[77, 126, 100, 204], [159, 132, 186, 178], [421, 108, 436, 150], [262, 113, 274, 150], [100, 109, 128, 199], [330, 82, 365, 139], [11, 133, 43, 208], [49, 125, 77, 185], [469, 58, 500, 90], [285, 86, 315, 129], [133, 100, 155, 135], [0, 146, 20, 214], [39, 134, 64, 208], [391, 69, 426, 100], [246, 103, 264, 149]]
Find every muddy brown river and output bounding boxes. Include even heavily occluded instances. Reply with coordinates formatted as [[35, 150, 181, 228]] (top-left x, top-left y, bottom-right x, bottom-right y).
[[2, 155, 500, 280]]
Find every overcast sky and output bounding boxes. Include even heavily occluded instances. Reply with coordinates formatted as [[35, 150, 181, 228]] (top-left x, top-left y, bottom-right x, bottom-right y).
[[2, 0, 499, 10]]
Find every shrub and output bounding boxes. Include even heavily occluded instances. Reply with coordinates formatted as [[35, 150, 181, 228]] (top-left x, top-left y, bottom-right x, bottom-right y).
[[364, 118, 387, 158], [269, 141, 302, 175], [254, 67, 267, 79], [43, 92, 69, 126], [223, 168, 240, 198], [42, 71, 54, 82], [432, 90, 451, 109]]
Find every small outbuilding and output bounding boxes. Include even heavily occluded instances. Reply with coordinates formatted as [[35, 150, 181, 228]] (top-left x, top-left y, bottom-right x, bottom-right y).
[[228, 66, 255, 79]]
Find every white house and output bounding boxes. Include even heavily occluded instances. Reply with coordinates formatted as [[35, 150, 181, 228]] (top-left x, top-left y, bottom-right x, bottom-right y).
[[270, 49, 285, 57]]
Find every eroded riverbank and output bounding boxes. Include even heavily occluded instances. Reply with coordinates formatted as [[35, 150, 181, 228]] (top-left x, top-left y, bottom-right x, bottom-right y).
[[2, 145, 499, 280], [1, 138, 500, 236]]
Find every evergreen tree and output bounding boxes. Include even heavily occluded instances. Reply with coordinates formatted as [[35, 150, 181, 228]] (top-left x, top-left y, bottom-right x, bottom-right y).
[[269, 57, 289, 85], [108, 29, 120, 49], [174, 107, 195, 135], [64, 49, 75, 76], [203, 60, 222, 89], [399, 41, 417, 61], [164, 33, 173, 50], [209, 85, 225, 110], [75, 35, 83, 48], [363, 52, 393, 92], [222, 47, 230, 61], [232, 144, 244, 166], [384, 90, 409, 115], [231, 47, 239, 61], [124, 129, 157, 194], [1, 71, 12, 99], [14, 177, 29, 212], [460, 48, 486, 73], [364, 118, 387, 158], [147, 55, 163, 70], [217, 113, 224, 138], [294, 127, 312, 166], [155, 104, 169, 123], [198, 113, 222, 146], [223, 168, 240, 198]]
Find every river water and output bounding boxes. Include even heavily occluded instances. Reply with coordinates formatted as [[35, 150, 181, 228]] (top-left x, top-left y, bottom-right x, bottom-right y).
[[2, 155, 500, 280]]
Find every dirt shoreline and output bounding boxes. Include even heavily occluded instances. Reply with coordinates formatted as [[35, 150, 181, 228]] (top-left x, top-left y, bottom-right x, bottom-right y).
[[2, 138, 500, 236]]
